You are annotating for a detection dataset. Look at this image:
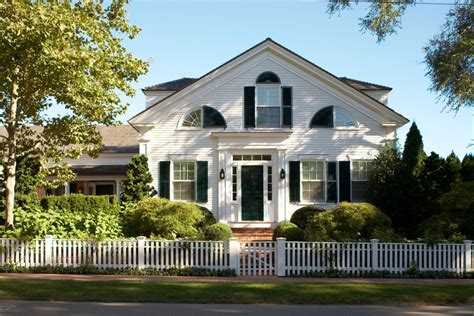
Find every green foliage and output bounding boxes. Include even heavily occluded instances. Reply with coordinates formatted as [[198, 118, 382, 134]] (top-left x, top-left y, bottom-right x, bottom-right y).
[[327, 1, 472, 112], [120, 155, 156, 203], [41, 194, 118, 215], [439, 181, 474, 238], [203, 223, 233, 241], [367, 142, 402, 229], [290, 205, 326, 230], [0, 1, 148, 227], [273, 221, 305, 241], [3, 204, 122, 240], [424, 5, 473, 112], [419, 213, 464, 245], [122, 197, 204, 239], [304, 212, 335, 242], [304, 203, 393, 242], [0, 264, 236, 277], [402, 122, 426, 178], [196, 206, 217, 232], [461, 154, 474, 182]]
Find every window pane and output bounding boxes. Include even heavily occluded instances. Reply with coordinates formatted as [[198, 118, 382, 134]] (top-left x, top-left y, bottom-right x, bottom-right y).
[[302, 161, 324, 180], [352, 181, 368, 201], [257, 87, 279, 106], [257, 107, 280, 128], [311, 106, 333, 127], [302, 181, 325, 202], [335, 108, 355, 127], [233, 155, 242, 161], [352, 161, 373, 181], [182, 109, 202, 127], [174, 162, 195, 180], [232, 166, 237, 201], [256, 72, 280, 84], [173, 181, 195, 201]]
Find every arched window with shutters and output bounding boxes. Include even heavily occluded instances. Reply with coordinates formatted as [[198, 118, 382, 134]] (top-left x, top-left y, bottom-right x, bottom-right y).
[[310, 106, 356, 128], [180, 106, 227, 129], [243, 72, 292, 128]]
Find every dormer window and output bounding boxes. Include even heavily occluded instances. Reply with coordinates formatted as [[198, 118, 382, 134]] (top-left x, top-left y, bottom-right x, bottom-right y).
[[310, 106, 356, 128]]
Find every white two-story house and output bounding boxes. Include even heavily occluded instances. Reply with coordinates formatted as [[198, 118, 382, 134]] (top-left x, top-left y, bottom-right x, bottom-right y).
[[129, 38, 408, 230]]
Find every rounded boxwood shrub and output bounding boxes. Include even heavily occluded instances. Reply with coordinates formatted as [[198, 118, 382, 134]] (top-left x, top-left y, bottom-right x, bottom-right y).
[[273, 221, 305, 241], [290, 205, 326, 229], [122, 197, 204, 239], [304, 211, 335, 241], [203, 223, 233, 241], [196, 206, 217, 230], [304, 202, 393, 242]]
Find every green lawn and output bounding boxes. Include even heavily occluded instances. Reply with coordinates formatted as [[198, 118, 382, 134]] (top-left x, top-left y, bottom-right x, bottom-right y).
[[0, 279, 473, 304]]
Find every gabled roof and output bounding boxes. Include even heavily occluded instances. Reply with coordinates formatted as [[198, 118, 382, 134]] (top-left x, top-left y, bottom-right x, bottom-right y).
[[143, 77, 198, 92], [143, 76, 392, 92], [0, 125, 139, 154], [130, 38, 408, 125]]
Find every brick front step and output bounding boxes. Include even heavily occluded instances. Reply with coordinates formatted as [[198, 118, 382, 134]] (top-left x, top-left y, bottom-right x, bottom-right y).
[[232, 228, 274, 242]]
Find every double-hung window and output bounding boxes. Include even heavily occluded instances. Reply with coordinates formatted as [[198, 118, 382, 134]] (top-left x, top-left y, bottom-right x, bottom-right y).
[[301, 161, 325, 202], [351, 160, 373, 201], [256, 86, 280, 127], [173, 161, 195, 201]]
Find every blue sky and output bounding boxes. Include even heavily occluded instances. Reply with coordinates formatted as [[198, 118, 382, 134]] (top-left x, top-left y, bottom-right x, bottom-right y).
[[119, 0, 472, 158]]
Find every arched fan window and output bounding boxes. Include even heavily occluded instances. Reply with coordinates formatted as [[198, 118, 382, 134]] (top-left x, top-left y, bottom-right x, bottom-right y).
[[310, 106, 356, 128], [181, 106, 226, 128], [256, 71, 281, 84]]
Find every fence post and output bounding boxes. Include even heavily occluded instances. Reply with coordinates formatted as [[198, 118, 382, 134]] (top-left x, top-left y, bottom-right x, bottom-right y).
[[464, 240, 472, 272], [229, 238, 240, 276], [137, 236, 146, 269], [45, 235, 53, 266], [276, 237, 286, 277], [370, 239, 379, 271]]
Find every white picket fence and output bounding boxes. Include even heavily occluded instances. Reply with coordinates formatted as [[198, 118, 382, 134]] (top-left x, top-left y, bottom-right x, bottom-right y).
[[0, 237, 472, 276]]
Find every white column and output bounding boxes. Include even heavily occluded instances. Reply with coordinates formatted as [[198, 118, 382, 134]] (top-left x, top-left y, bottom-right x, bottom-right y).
[[276, 237, 286, 276], [229, 237, 240, 276], [277, 150, 286, 223], [371, 239, 379, 271], [218, 150, 227, 223], [45, 235, 53, 266], [65, 182, 70, 195], [115, 179, 121, 202], [464, 240, 472, 272]]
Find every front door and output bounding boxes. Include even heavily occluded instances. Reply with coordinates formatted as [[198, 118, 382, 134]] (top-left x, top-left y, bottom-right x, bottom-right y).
[[241, 165, 264, 221]]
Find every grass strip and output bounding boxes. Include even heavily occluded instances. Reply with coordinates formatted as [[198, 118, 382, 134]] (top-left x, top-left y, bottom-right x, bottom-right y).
[[0, 279, 473, 304]]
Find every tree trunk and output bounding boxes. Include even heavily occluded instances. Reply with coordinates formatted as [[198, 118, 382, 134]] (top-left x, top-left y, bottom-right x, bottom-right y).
[[5, 80, 18, 229]]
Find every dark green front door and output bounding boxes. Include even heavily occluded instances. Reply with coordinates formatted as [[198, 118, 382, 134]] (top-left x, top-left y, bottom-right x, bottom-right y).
[[241, 165, 264, 221]]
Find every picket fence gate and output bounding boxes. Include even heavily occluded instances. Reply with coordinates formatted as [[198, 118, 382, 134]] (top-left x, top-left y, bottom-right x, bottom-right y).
[[0, 237, 472, 276]]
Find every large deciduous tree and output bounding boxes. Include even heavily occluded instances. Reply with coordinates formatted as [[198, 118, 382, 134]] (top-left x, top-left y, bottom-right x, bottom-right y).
[[0, 1, 148, 228], [327, 1, 473, 111]]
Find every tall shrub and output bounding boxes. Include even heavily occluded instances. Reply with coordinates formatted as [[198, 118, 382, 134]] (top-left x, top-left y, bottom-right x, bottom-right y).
[[120, 155, 156, 203]]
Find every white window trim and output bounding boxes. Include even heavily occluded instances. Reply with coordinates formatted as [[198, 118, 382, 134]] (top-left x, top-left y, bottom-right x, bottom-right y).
[[300, 160, 327, 203], [256, 84, 281, 128], [171, 160, 197, 202]]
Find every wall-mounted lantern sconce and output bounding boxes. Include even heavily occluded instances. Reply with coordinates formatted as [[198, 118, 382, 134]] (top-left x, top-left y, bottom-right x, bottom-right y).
[[220, 169, 225, 180], [280, 168, 286, 179]]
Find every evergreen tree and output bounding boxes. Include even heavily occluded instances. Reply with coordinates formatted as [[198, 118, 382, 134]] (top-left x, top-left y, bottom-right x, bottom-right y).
[[445, 152, 462, 185], [461, 154, 474, 182], [399, 122, 426, 237], [120, 155, 156, 203], [367, 142, 403, 229]]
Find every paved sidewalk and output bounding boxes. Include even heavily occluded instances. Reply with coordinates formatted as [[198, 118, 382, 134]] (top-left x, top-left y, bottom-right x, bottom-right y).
[[1, 301, 474, 316], [1, 273, 473, 284]]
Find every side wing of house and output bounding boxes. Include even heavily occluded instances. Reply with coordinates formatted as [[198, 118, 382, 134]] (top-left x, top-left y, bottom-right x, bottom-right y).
[[130, 39, 408, 227]]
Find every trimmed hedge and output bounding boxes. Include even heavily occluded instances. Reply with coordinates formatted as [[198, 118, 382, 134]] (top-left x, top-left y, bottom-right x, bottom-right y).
[[273, 221, 305, 241], [41, 194, 118, 214], [203, 223, 233, 241], [290, 205, 326, 229]]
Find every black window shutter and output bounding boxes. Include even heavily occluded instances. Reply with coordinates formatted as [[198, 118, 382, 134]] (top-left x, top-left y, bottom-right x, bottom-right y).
[[289, 161, 300, 202], [281, 87, 292, 127], [339, 161, 351, 202], [159, 161, 170, 199], [327, 161, 337, 203], [244, 86, 255, 128], [196, 161, 208, 203]]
